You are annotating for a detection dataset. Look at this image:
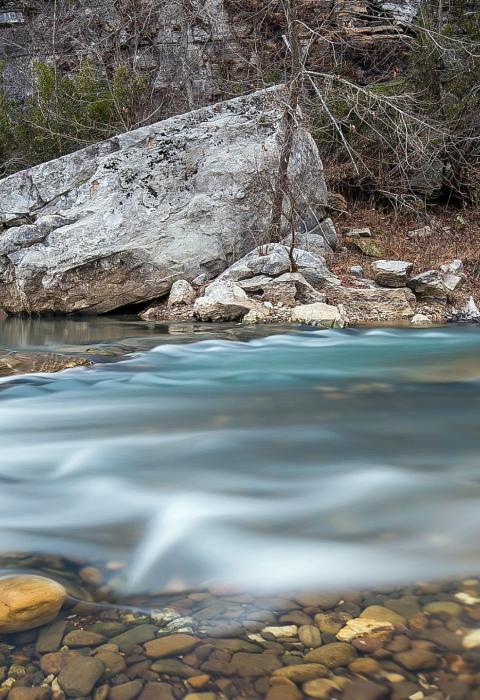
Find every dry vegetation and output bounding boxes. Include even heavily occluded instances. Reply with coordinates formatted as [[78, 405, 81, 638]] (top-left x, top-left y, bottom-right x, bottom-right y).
[[330, 203, 480, 302]]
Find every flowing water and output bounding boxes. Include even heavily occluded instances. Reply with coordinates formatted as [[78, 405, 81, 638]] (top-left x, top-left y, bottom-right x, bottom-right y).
[[1, 318, 480, 595]]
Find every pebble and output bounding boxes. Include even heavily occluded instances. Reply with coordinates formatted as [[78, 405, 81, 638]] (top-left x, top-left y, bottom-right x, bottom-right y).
[[110, 625, 158, 652], [295, 593, 341, 609], [266, 686, 302, 700], [40, 651, 82, 675], [138, 683, 175, 700], [302, 677, 346, 699], [360, 606, 406, 626], [298, 625, 322, 648], [314, 612, 350, 635], [58, 656, 105, 697], [394, 649, 439, 671], [109, 681, 143, 700], [64, 630, 107, 647], [343, 679, 390, 700], [272, 664, 328, 682], [230, 652, 282, 677], [348, 657, 380, 675], [305, 642, 357, 667], [36, 619, 67, 654], [0, 576, 66, 633], [336, 618, 393, 642], [424, 601, 462, 617], [262, 626, 298, 640], [462, 629, 480, 649], [144, 634, 199, 658], [150, 659, 198, 677]]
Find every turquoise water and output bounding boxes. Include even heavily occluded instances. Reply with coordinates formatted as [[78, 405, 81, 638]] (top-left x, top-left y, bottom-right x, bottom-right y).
[[1, 321, 480, 593]]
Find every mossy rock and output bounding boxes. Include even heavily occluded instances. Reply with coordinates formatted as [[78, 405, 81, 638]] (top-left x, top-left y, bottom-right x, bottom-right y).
[[346, 238, 385, 258]]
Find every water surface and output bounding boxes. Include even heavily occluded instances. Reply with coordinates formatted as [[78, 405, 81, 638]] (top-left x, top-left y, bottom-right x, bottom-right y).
[[1, 320, 480, 595]]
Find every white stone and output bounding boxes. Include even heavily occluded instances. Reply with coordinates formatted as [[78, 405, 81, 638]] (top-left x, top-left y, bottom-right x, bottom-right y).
[[441, 259, 464, 275], [167, 280, 195, 307], [442, 273, 463, 292], [455, 592, 480, 606], [242, 307, 270, 324], [349, 266, 364, 277], [407, 270, 447, 299], [411, 313, 433, 326], [373, 260, 413, 288], [407, 225, 432, 239], [262, 625, 298, 639], [463, 629, 480, 649], [0, 88, 326, 313], [336, 618, 394, 642], [291, 302, 346, 328], [193, 281, 265, 321]]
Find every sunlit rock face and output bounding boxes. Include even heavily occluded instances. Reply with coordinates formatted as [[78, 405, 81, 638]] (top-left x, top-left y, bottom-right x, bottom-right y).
[[381, 0, 420, 23], [0, 89, 326, 314]]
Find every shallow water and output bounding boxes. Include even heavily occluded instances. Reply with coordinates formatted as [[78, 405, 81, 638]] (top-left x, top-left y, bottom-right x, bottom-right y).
[[1, 320, 480, 595]]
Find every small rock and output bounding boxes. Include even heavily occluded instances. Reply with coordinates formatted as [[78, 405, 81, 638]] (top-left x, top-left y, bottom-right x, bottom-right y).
[[462, 629, 480, 649], [64, 630, 107, 647], [360, 605, 405, 626], [109, 681, 143, 700], [372, 260, 413, 288], [394, 649, 439, 671], [342, 679, 389, 700], [58, 656, 105, 697], [109, 625, 158, 652], [167, 280, 196, 307], [0, 575, 66, 633], [150, 659, 198, 677], [291, 302, 345, 328], [144, 633, 200, 658], [138, 683, 175, 700], [443, 273, 463, 292], [348, 657, 380, 675], [266, 686, 302, 700], [441, 259, 464, 274], [7, 690, 49, 700], [337, 618, 394, 642], [407, 270, 447, 300], [305, 642, 356, 667], [424, 601, 462, 617], [411, 314, 433, 326], [230, 652, 282, 677], [36, 619, 67, 654], [183, 694, 217, 700], [40, 651, 82, 675], [299, 625, 322, 648], [193, 281, 265, 322], [346, 228, 372, 238], [408, 225, 432, 239], [296, 592, 342, 609], [262, 625, 297, 640], [348, 238, 384, 257], [303, 677, 347, 699], [272, 664, 328, 682], [349, 266, 364, 277], [314, 612, 351, 635]]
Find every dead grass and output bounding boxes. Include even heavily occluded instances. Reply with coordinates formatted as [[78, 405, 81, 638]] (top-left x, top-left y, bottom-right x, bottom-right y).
[[330, 204, 480, 303]]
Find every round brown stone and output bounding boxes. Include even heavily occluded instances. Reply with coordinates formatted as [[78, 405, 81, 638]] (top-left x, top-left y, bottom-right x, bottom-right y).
[[0, 575, 66, 633]]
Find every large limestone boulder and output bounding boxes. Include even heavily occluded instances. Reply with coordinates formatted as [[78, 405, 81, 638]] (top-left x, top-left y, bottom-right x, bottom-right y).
[[372, 260, 413, 287], [0, 575, 66, 633], [0, 89, 326, 314], [291, 302, 346, 328]]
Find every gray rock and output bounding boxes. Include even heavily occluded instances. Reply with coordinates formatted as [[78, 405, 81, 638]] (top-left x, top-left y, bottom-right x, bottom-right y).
[[291, 302, 346, 328], [443, 273, 463, 292], [109, 624, 158, 652], [346, 227, 371, 238], [328, 286, 416, 323], [317, 218, 338, 249], [372, 260, 413, 288], [0, 88, 326, 314], [218, 244, 336, 288], [58, 656, 105, 697], [440, 259, 463, 275], [167, 279, 195, 307], [349, 266, 364, 277], [407, 270, 447, 299], [283, 231, 333, 257], [193, 281, 266, 321], [407, 225, 432, 239], [411, 313, 433, 326], [36, 619, 67, 654]]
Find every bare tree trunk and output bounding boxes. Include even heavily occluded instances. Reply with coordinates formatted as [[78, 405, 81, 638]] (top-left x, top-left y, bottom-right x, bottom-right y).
[[268, 0, 302, 264]]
